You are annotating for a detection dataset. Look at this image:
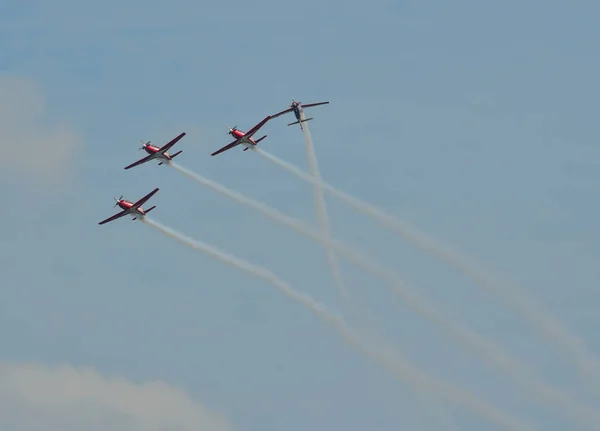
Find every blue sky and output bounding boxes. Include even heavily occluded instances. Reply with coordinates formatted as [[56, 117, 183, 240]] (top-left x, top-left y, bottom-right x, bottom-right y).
[[1, 0, 599, 429]]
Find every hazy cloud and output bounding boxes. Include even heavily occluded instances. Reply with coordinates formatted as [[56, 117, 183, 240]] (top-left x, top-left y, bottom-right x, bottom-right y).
[[0, 361, 233, 431], [0, 74, 81, 184]]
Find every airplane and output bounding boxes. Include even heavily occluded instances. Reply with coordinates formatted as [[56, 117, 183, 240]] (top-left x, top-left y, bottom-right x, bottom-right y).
[[124, 132, 186, 170], [211, 116, 271, 156], [98, 188, 159, 225], [271, 99, 329, 129]]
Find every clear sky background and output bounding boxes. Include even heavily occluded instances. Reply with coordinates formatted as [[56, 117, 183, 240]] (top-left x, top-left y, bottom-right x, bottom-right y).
[[1, 0, 599, 430]]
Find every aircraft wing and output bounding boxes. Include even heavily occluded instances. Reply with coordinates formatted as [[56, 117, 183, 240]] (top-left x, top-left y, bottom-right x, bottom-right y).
[[301, 101, 329, 108], [270, 107, 293, 118], [131, 188, 160, 210], [243, 115, 272, 138], [159, 132, 186, 154], [124, 153, 155, 170], [211, 139, 241, 156], [98, 209, 130, 225]]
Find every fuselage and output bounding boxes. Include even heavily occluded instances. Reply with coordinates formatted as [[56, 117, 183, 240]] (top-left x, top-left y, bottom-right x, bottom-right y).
[[292, 102, 302, 120], [117, 200, 146, 215], [143, 144, 172, 160], [230, 129, 257, 148]]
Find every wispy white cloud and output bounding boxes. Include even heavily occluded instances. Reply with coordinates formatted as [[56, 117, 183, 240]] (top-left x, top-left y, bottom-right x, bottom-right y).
[[0, 74, 81, 185], [0, 361, 233, 431]]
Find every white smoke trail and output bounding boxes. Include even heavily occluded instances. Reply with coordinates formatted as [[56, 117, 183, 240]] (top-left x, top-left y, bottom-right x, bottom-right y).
[[141, 217, 536, 431], [299, 115, 350, 310], [168, 162, 600, 427], [253, 148, 600, 394]]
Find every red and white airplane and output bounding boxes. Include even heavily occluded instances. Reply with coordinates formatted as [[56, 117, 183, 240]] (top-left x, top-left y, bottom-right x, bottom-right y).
[[124, 132, 186, 170], [98, 188, 159, 225], [210, 116, 271, 156], [271, 99, 329, 130]]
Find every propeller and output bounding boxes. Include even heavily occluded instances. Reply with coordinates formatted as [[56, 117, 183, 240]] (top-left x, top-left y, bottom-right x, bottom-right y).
[[226, 125, 237, 135], [113, 195, 123, 206], [139, 140, 150, 150]]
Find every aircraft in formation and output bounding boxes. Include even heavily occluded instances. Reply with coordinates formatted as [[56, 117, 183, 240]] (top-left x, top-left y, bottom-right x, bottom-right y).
[[210, 115, 271, 156], [99, 98, 328, 225], [124, 132, 187, 170], [271, 99, 330, 130], [98, 188, 159, 225]]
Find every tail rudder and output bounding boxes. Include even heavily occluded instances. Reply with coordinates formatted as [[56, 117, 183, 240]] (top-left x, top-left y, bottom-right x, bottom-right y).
[[161, 150, 182, 165]]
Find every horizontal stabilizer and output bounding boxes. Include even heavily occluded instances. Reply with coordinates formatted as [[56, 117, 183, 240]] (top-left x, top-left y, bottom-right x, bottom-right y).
[[145, 205, 156, 213], [255, 135, 267, 144], [287, 118, 313, 126], [171, 150, 182, 158]]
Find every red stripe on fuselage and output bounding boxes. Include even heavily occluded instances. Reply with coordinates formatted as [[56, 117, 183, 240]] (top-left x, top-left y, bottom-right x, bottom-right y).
[[231, 130, 256, 145], [118, 200, 145, 214], [144, 145, 171, 159]]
